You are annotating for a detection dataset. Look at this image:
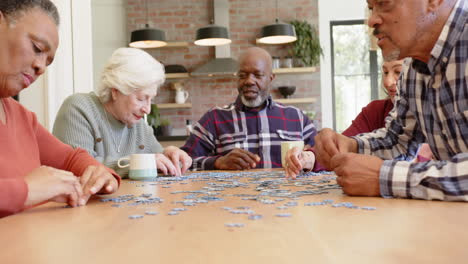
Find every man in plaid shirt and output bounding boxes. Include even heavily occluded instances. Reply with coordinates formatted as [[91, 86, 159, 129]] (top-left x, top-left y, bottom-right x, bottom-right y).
[[181, 47, 317, 170], [315, 0, 467, 201]]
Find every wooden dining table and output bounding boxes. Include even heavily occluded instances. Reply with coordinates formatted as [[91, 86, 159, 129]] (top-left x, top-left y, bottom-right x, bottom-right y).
[[1, 169, 467, 264]]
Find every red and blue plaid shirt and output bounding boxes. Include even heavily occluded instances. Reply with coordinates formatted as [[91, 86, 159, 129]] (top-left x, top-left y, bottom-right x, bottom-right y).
[[182, 96, 316, 170]]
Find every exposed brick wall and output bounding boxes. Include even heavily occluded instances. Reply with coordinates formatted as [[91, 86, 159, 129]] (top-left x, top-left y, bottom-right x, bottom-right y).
[[126, 0, 321, 133]]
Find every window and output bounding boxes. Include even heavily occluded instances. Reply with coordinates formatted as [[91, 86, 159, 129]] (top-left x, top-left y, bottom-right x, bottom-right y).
[[330, 20, 382, 132]]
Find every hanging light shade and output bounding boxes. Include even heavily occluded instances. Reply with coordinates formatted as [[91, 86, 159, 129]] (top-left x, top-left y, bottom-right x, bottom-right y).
[[257, 21, 297, 44], [129, 24, 167, 48], [194, 24, 231, 46]]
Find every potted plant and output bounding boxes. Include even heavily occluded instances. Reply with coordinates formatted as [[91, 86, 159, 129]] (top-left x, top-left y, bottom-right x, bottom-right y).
[[147, 104, 163, 137], [289, 20, 323, 67], [160, 118, 172, 136], [147, 104, 173, 137]]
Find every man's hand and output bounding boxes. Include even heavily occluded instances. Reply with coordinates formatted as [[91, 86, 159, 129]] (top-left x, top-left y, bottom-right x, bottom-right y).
[[330, 153, 383, 196], [314, 128, 358, 169], [284, 147, 315, 179], [24, 166, 83, 207], [214, 148, 260, 170], [163, 146, 192, 176], [79, 165, 118, 205]]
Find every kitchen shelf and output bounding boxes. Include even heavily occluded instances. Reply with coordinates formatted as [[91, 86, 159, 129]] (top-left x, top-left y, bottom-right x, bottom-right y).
[[165, 67, 316, 79], [157, 103, 192, 109], [275, 97, 317, 104], [165, 73, 190, 79], [161, 41, 189, 48], [273, 67, 317, 74]]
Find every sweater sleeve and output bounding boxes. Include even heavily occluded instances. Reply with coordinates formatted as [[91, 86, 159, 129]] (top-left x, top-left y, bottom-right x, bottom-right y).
[[0, 179, 28, 217], [40, 117, 121, 185], [53, 95, 102, 161], [342, 100, 389, 137]]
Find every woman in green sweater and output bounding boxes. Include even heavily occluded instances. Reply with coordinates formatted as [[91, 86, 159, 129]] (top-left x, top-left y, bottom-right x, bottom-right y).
[[53, 47, 191, 177]]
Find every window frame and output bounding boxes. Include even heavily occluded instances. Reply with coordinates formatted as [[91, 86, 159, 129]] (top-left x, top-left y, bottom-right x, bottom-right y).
[[329, 19, 379, 130]]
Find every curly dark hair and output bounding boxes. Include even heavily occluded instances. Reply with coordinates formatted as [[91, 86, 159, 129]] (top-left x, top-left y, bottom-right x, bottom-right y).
[[0, 0, 59, 25]]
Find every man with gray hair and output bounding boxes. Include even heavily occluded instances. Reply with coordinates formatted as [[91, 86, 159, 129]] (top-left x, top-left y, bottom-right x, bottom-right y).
[[182, 47, 318, 170], [314, 0, 467, 201]]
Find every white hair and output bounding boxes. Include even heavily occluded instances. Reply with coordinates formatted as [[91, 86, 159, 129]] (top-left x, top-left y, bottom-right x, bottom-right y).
[[96, 47, 165, 103]]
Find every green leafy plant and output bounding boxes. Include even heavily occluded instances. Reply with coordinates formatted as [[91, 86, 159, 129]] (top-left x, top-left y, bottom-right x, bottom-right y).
[[160, 118, 171, 126], [304, 110, 316, 120], [146, 104, 161, 128], [289, 20, 323, 66]]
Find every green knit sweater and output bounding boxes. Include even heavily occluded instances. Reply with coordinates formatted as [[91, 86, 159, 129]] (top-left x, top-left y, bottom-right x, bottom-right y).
[[53, 92, 163, 177]]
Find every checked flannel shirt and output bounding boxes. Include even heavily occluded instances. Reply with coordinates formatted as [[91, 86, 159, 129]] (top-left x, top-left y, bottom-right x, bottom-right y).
[[181, 96, 316, 170], [354, 0, 468, 201]]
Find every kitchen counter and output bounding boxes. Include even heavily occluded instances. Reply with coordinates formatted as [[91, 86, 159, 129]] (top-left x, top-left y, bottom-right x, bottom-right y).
[[157, 135, 189, 141], [156, 135, 188, 148]]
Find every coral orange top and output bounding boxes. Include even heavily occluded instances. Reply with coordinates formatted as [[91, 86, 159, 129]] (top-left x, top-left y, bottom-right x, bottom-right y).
[[0, 98, 120, 217]]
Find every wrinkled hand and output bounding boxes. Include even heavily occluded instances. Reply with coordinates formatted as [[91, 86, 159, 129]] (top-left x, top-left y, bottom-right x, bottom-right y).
[[155, 153, 177, 176], [330, 153, 382, 196], [314, 128, 358, 169], [24, 166, 83, 207], [79, 165, 118, 205], [163, 146, 192, 176], [214, 148, 260, 170], [284, 147, 315, 179]]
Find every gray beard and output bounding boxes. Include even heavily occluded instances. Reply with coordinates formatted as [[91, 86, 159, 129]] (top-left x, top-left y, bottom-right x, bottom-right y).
[[241, 94, 265, 108]]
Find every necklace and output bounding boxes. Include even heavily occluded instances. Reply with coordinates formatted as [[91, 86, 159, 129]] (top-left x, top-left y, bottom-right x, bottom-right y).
[[103, 108, 127, 153]]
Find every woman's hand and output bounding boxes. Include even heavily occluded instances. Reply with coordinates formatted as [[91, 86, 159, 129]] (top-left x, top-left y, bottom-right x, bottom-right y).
[[159, 146, 193, 176], [284, 147, 315, 179], [79, 165, 118, 205], [24, 166, 83, 207]]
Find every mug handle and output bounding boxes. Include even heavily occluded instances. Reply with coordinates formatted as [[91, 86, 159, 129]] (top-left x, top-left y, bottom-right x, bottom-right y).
[[117, 157, 130, 168], [184, 91, 189, 100]]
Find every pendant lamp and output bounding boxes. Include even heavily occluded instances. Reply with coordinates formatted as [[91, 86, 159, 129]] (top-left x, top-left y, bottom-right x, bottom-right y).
[[257, 0, 296, 44], [194, 0, 231, 46], [194, 23, 231, 46], [129, 0, 167, 48]]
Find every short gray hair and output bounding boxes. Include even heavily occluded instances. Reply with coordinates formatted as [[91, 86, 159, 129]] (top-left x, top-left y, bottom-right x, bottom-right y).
[[96, 48, 165, 103], [0, 0, 59, 26]]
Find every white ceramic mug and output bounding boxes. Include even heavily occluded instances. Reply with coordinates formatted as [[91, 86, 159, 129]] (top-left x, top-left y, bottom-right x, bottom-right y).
[[117, 154, 157, 180], [280, 141, 305, 168]]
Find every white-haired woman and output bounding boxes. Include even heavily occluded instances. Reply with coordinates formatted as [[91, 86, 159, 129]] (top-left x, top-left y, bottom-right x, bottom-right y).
[[53, 47, 191, 177]]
